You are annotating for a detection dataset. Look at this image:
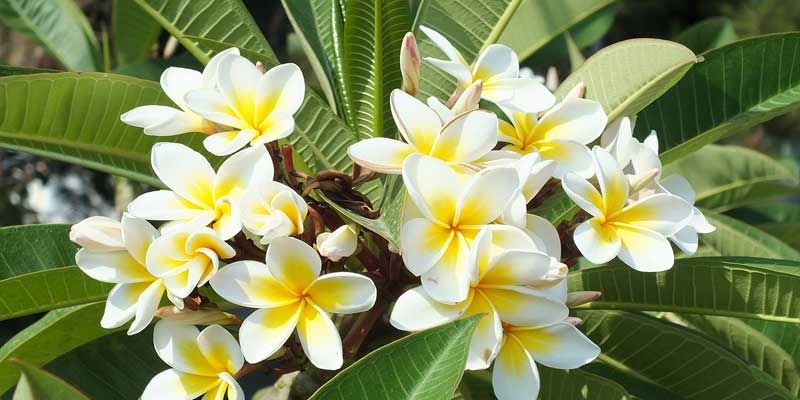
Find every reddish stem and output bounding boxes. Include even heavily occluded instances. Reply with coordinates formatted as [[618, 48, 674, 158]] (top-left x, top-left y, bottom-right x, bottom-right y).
[[342, 299, 388, 358]]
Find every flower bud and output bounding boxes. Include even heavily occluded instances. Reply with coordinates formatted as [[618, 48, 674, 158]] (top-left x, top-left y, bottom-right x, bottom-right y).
[[545, 66, 559, 91], [156, 305, 242, 326], [400, 32, 420, 96], [255, 61, 267, 74], [316, 225, 358, 261], [566, 291, 602, 307], [451, 80, 482, 115], [69, 216, 124, 251], [565, 81, 586, 99], [564, 317, 583, 326]]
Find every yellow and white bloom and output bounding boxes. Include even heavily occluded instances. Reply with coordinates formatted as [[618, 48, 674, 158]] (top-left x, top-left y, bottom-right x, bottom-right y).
[[128, 143, 272, 240], [347, 90, 498, 174], [209, 237, 376, 369], [491, 321, 600, 400], [142, 321, 244, 400], [400, 154, 519, 303], [392, 225, 568, 370], [121, 48, 239, 137], [73, 214, 167, 335], [146, 224, 235, 300], [600, 116, 659, 170], [316, 225, 358, 262], [479, 152, 556, 228], [419, 26, 554, 112], [498, 97, 608, 178], [562, 147, 692, 271], [184, 53, 305, 155], [240, 181, 307, 244]]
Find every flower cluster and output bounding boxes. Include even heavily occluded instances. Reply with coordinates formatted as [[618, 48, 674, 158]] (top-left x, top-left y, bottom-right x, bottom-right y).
[[69, 26, 713, 400]]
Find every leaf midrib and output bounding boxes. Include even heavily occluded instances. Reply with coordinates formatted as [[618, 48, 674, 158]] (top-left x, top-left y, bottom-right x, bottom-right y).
[[695, 174, 798, 203]]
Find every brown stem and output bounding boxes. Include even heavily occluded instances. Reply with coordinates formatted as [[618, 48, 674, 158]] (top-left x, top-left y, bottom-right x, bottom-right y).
[[342, 299, 388, 358], [356, 244, 381, 272], [234, 363, 269, 379], [265, 142, 283, 182], [230, 232, 266, 261], [281, 144, 299, 189]]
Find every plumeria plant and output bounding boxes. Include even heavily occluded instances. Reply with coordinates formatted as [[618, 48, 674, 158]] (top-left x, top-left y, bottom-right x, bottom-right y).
[[1, 1, 800, 400]]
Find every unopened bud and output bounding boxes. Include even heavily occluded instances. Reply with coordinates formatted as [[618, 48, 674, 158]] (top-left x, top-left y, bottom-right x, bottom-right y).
[[316, 225, 358, 261], [69, 216, 124, 251], [566, 291, 602, 307], [565, 82, 586, 99], [545, 66, 559, 91], [400, 32, 420, 96], [451, 80, 482, 115], [156, 305, 242, 326], [255, 61, 267, 74], [542, 260, 568, 282], [564, 317, 583, 326], [629, 168, 660, 193]]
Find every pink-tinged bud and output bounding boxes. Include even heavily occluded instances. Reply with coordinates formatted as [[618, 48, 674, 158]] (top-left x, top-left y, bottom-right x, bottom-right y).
[[451, 80, 482, 115], [156, 306, 242, 326], [545, 66, 559, 91], [566, 291, 602, 307], [564, 317, 583, 326], [400, 32, 420, 96], [255, 61, 267, 74], [565, 82, 586, 99]]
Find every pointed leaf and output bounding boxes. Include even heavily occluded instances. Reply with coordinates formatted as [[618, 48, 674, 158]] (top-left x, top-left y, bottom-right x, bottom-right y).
[[699, 210, 800, 260], [11, 359, 89, 400], [112, 0, 162, 65], [673, 17, 738, 54]]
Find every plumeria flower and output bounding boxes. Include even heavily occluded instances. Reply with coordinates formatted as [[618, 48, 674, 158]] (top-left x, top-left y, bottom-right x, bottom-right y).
[[562, 147, 693, 271], [128, 143, 271, 240], [146, 224, 235, 300], [491, 320, 600, 400], [498, 97, 608, 178], [210, 237, 376, 369], [184, 53, 305, 155], [142, 321, 245, 400], [121, 48, 239, 137], [73, 214, 167, 335], [401, 154, 519, 303], [600, 116, 659, 170], [240, 181, 307, 244], [392, 225, 568, 370], [419, 26, 554, 112], [316, 225, 358, 261], [347, 89, 498, 174]]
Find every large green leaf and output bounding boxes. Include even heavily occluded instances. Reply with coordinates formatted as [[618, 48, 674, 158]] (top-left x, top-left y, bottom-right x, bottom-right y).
[[663, 145, 799, 212], [456, 368, 633, 400], [699, 210, 800, 260], [671, 314, 800, 396], [748, 320, 800, 374], [499, 0, 616, 61], [531, 191, 580, 226], [132, 0, 277, 64], [0, 303, 116, 395], [341, 0, 409, 138], [112, 0, 162, 65], [0, 225, 110, 321], [673, 16, 737, 54], [10, 359, 89, 400], [568, 257, 800, 322], [635, 33, 800, 164], [0, 72, 215, 187], [412, 0, 524, 99], [580, 310, 795, 399], [554, 38, 698, 122], [0, 0, 99, 71], [309, 316, 480, 400]]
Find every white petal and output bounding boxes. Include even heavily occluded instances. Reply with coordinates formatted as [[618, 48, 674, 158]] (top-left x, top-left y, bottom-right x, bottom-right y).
[[210, 260, 297, 308], [670, 225, 699, 255], [426, 96, 454, 122], [500, 194, 527, 228], [524, 214, 561, 259], [296, 302, 343, 370], [479, 250, 552, 287], [252, 111, 295, 145], [574, 219, 621, 264], [266, 237, 321, 293], [153, 320, 217, 376], [419, 26, 465, 64], [121, 214, 159, 266], [161, 67, 203, 110], [400, 218, 453, 276], [472, 44, 518, 80], [128, 190, 212, 221], [539, 139, 593, 179], [561, 173, 603, 217], [197, 325, 245, 374], [257, 63, 305, 115], [402, 154, 460, 224], [128, 279, 165, 335], [216, 53, 261, 115], [514, 323, 600, 369], [120, 105, 205, 136], [456, 166, 519, 226], [480, 287, 568, 326], [151, 143, 216, 208], [426, 58, 473, 86], [492, 337, 540, 400], [184, 88, 243, 128], [613, 193, 693, 236], [214, 145, 273, 200], [593, 146, 628, 214], [142, 369, 219, 400], [203, 130, 256, 156], [390, 286, 469, 331], [420, 231, 472, 304], [390, 90, 442, 153], [316, 226, 358, 261], [209, 197, 243, 240], [202, 47, 240, 87], [615, 223, 675, 272], [538, 97, 607, 144], [490, 78, 555, 113], [661, 174, 696, 203], [240, 304, 302, 363], [348, 138, 415, 174], [430, 110, 498, 163], [519, 155, 555, 202], [465, 292, 502, 370], [69, 216, 123, 251], [100, 282, 146, 330], [306, 272, 376, 314], [601, 117, 636, 167], [220, 372, 245, 400], [76, 248, 152, 283]]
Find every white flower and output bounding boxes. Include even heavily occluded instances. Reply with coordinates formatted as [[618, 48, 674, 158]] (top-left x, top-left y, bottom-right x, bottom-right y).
[[73, 214, 166, 335], [121, 48, 239, 137], [316, 225, 358, 261], [480, 152, 556, 228], [419, 26, 554, 112], [146, 225, 235, 300], [491, 320, 599, 400], [400, 154, 518, 303], [128, 143, 271, 240], [562, 147, 693, 271], [209, 237, 376, 369], [142, 321, 245, 400], [240, 181, 307, 244], [184, 53, 305, 155], [391, 225, 568, 370], [347, 89, 498, 174], [69, 216, 124, 251], [498, 97, 608, 178]]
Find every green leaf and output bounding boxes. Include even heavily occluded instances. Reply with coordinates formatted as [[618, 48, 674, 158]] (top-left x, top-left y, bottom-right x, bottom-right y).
[[673, 16, 738, 54], [663, 145, 799, 212], [729, 202, 800, 224], [0, 65, 56, 77], [0, 225, 111, 321], [568, 257, 800, 322], [565, 32, 586, 70], [341, 0, 409, 137], [133, 0, 277, 64], [309, 315, 480, 400], [580, 310, 795, 399], [757, 223, 800, 252], [498, 0, 617, 61], [0, 72, 215, 187], [112, 0, 162, 65], [669, 314, 800, 396], [635, 33, 800, 164], [10, 359, 89, 400], [538, 367, 634, 400], [531, 191, 579, 226], [748, 320, 800, 374], [554, 38, 698, 123], [0, 0, 99, 71], [0, 303, 116, 395], [699, 210, 800, 260], [412, 0, 525, 99]]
